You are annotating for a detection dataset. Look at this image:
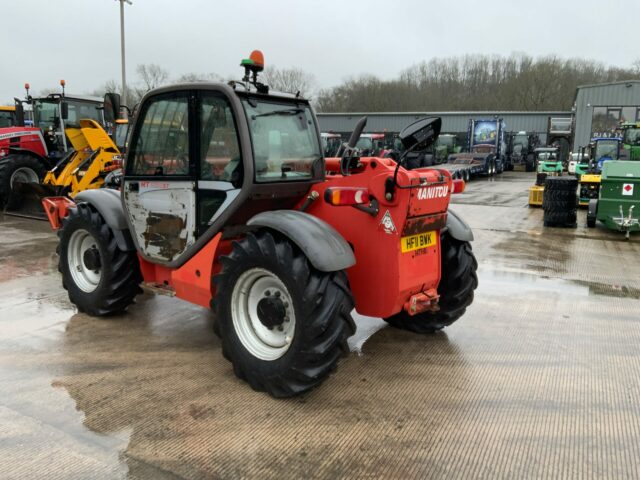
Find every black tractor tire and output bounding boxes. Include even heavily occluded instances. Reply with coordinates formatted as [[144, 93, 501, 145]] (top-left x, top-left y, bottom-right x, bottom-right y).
[[58, 203, 142, 316], [0, 154, 47, 209], [543, 209, 577, 225], [384, 233, 478, 334], [543, 199, 575, 211], [544, 176, 578, 192], [214, 231, 356, 398], [544, 188, 576, 202], [587, 215, 596, 228]]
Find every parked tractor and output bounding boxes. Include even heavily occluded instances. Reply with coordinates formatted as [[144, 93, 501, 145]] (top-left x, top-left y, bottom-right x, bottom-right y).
[[42, 51, 478, 397], [355, 133, 386, 156], [587, 161, 640, 239], [320, 132, 342, 158], [576, 137, 621, 206], [433, 133, 462, 164], [507, 131, 538, 172], [619, 121, 640, 161], [0, 82, 105, 209]]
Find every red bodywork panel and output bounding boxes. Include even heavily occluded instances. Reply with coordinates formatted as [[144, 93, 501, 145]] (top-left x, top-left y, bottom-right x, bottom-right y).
[[0, 127, 47, 157], [137, 157, 454, 318], [304, 157, 453, 318], [138, 235, 232, 309]]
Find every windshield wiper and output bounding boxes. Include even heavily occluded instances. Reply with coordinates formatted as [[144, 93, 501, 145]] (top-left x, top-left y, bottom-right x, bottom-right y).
[[252, 108, 303, 119]]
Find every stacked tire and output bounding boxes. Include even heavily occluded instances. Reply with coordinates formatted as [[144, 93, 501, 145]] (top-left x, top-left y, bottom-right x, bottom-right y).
[[543, 177, 578, 228]]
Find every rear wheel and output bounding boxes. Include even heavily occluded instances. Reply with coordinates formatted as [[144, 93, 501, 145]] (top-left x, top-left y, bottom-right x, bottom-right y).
[[384, 233, 478, 333], [0, 154, 46, 209], [214, 231, 356, 397], [58, 203, 142, 316]]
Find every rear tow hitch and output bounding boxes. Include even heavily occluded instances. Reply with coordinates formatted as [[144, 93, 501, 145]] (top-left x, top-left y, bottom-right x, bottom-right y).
[[403, 289, 440, 316]]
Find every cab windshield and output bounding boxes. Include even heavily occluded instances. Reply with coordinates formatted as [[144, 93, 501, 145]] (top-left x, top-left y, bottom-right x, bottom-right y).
[[623, 127, 640, 146], [242, 99, 321, 182], [594, 140, 619, 160], [33, 100, 59, 130], [0, 110, 15, 128], [33, 98, 102, 130]]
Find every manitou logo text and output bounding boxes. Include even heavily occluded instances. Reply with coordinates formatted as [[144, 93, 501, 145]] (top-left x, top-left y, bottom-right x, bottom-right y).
[[417, 185, 448, 200]]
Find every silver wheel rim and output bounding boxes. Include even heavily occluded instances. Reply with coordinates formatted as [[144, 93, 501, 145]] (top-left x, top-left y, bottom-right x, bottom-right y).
[[68, 229, 102, 293], [230, 267, 296, 361], [10, 167, 38, 187]]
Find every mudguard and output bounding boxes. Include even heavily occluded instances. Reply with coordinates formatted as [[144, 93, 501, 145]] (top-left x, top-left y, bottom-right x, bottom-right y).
[[74, 189, 135, 251], [247, 210, 356, 272], [446, 209, 474, 242]]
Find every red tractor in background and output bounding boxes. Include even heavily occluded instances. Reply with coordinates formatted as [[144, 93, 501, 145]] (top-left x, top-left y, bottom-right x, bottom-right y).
[[0, 82, 105, 209], [44, 51, 478, 397]]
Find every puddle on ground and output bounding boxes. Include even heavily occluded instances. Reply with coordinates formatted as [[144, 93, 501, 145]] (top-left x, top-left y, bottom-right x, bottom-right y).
[[479, 268, 640, 300], [349, 313, 387, 353]]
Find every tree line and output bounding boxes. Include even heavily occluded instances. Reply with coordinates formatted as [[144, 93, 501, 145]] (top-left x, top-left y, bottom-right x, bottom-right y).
[[315, 54, 640, 112]]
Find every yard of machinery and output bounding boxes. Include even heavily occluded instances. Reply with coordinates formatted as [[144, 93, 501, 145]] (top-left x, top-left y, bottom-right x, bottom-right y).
[[1, 49, 640, 479]]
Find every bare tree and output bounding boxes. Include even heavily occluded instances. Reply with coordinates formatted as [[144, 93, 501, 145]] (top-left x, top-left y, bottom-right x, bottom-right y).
[[262, 66, 316, 98], [136, 64, 169, 91]]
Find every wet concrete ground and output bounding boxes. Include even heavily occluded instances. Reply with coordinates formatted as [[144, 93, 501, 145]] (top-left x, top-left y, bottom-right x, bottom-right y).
[[1, 172, 640, 479]]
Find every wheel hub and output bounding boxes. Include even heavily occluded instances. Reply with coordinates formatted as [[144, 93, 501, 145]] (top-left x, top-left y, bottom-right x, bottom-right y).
[[257, 292, 287, 330], [83, 246, 101, 271]]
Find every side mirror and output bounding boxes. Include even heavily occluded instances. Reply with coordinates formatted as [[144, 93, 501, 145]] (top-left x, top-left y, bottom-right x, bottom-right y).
[[61, 101, 69, 120], [347, 116, 367, 149], [14, 99, 25, 126], [399, 117, 442, 151], [103, 92, 121, 124]]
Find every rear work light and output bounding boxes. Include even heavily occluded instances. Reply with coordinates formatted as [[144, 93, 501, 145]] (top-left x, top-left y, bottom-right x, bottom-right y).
[[451, 179, 465, 194], [324, 187, 370, 206]]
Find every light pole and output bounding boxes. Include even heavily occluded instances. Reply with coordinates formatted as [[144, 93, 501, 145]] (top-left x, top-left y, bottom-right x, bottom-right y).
[[117, 0, 132, 103]]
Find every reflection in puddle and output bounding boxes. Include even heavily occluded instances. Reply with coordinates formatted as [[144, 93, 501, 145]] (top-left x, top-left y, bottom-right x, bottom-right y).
[[480, 268, 640, 300]]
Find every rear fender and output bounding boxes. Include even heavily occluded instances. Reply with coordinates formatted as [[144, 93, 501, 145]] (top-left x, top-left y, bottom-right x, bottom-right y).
[[74, 189, 135, 251], [446, 209, 474, 242], [247, 210, 356, 272]]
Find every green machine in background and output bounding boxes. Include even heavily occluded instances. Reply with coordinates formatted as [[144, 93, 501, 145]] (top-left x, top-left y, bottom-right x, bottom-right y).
[[587, 161, 640, 239], [620, 121, 640, 161]]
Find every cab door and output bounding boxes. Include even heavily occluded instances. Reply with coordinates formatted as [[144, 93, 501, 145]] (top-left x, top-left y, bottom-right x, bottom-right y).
[[123, 91, 197, 263]]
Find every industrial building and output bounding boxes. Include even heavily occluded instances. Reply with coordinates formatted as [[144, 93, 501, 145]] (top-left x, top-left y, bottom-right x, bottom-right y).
[[317, 111, 572, 145], [572, 80, 640, 150]]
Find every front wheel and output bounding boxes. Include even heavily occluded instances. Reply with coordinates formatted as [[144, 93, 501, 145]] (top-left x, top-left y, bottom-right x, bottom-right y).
[[384, 233, 478, 333], [0, 154, 46, 209], [214, 231, 356, 397], [58, 203, 142, 316]]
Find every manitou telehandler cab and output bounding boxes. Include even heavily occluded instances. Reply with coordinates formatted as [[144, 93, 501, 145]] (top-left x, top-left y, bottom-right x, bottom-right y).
[[44, 51, 478, 397]]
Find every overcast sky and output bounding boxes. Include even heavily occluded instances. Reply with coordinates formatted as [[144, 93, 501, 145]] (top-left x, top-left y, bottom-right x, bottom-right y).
[[1, 0, 638, 103]]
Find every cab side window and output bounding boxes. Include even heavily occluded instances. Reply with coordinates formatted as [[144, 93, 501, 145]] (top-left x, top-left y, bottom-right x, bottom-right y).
[[199, 94, 242, 185], [129, 94, 190, 176]]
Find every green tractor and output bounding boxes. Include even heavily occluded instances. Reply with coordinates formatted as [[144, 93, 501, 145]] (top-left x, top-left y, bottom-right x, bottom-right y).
[[433, 133, 462, 164], [620, 121, 640, 161], [587, 161, 640, 239]]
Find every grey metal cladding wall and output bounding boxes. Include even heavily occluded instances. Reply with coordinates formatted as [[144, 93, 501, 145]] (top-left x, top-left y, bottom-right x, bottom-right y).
[[317, 111, 571, 135], [573, 82, 640, 150]]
